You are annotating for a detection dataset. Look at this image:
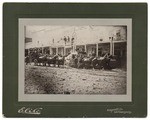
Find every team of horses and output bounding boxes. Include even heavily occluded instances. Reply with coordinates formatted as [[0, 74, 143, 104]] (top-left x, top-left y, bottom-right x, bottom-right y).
[[25, 52, 118, 70], [34, 54, 65, 67]]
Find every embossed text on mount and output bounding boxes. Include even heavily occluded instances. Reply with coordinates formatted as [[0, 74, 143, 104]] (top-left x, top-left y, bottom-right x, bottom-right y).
[[18, 107, 43, 115]]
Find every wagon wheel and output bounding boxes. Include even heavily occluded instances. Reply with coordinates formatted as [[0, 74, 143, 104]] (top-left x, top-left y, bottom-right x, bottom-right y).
[[43, 62, 46, 66], [93, 63, 98, 69], [34, 59, 38, 66]]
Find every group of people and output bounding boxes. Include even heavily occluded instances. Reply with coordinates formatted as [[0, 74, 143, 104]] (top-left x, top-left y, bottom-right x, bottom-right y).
[[25, 50, 40, 65], [64, 48, 113, 69]]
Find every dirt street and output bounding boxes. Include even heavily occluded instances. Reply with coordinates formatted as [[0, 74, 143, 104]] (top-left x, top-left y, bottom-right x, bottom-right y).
[[25, 65, 126, 94]]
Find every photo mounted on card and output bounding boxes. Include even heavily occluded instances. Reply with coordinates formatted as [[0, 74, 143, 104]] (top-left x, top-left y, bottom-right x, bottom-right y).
[[3, 3, 147, 117]]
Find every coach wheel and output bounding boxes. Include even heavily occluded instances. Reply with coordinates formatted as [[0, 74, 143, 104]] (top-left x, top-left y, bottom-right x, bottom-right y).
[[34, 59, 38, 66]]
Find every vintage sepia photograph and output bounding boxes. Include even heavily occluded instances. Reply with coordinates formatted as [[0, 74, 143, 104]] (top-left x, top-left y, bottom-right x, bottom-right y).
[[19, 19, 132, 102], [3, 3, 147, 117]]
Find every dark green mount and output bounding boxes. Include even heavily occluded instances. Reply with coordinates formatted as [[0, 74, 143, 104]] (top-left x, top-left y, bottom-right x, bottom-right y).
[[3, 3, 147, 117]]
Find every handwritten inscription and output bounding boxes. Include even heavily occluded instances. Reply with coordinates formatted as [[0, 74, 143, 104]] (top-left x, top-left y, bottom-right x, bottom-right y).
[[18, 107, 43, 115]]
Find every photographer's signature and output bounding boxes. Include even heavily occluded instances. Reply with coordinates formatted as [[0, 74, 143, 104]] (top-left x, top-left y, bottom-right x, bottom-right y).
[[18, 107, 43, 115], [107, 108, 132, 114]]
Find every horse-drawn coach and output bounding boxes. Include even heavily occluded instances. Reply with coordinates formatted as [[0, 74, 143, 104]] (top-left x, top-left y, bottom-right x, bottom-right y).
[[25, 50, 119, 70]]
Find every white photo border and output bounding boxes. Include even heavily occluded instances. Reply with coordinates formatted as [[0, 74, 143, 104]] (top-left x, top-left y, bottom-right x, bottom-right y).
[[18, 18, 132, 102]]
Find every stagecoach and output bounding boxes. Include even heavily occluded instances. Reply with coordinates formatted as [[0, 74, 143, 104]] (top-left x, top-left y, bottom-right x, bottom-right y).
[[26, 51, 119, 70]]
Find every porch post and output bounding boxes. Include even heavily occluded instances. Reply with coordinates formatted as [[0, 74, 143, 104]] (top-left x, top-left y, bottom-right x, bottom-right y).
[[112, 37, 114, 56], [49, 46, 51, 55], [28, 49, 30, 56], [110, 37, 113, 55], [64, 47, 66, 56], [74, 45, 76, 51], [85, 44, 87, 53], [56, 47, 58, 55], [96, 43, 98, 57], [42, 47, 44, 54]]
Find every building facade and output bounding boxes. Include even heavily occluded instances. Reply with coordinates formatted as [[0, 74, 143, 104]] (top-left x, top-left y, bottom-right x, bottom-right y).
[[25, 25, 127, 67]]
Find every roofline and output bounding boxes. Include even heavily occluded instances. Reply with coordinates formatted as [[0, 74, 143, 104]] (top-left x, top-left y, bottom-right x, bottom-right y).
[[26, 40, 126, 49]]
